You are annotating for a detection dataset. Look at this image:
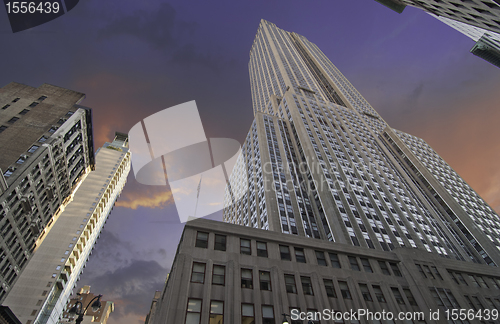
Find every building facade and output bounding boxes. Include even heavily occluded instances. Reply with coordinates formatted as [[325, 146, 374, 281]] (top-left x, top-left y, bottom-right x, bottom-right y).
[[3, 133, 131, 324], [151, 20, 500, 324], [374, 0, 500, 34], [0, 83, 95, 301], [431, 14, 500, 67]]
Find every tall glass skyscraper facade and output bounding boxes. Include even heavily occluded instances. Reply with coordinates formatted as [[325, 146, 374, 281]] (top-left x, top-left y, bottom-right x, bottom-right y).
[[224, 19, 500, 268]]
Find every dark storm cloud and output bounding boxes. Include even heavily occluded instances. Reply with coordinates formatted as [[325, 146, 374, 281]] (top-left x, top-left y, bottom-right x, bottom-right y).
[[99, 3, 196, 50], [90, 260, 168, 318]]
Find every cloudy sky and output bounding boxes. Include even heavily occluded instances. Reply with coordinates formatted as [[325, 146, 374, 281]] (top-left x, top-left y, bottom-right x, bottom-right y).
[[1, 1, 500, 323]]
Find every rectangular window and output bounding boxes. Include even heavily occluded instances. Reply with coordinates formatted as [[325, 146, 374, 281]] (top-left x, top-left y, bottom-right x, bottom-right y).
[[468, 275, 480, 288], [360, 258, 373, 273], [295, 247, 306, 263], [349, 256, 360, 271], [191, 263, 205, 283], [280, 245, 291, 261], [416, 264, 426, 278], [257, 241, 268, 257], [0, 125, 7, 133], [241, 268, 253, 289], [38, 136, 47, 143], [373, 285, 386, 303], [240, 239, 251, 255], [38, 96, 47, 101], [339, 281, 351, 299], [1, 104, 10, 110], [391, 287, 405, 305], [214, 234, 226, 251], [19, 109, 30, 115], [28, 145, 39, 153], [456, 272, 467, 285], [423, 265, 435, 279], [316, 251, 327, 266], [379, 261, 390, 275], [284, 274, 297, 293], [403, 288, 417, 306], [185, 299, 202, 324], [241, 304, 254, 324], [390, 263, 402, 277], [209, 301, 223, 324], [476, 276, 488, 288], [260, 271, 271, 291], [431, 266, 442, 280], [262, 305, 275, 324], [8, 117, 19, 124], [329, 253, 341, 268], [195, 232, 208, 248], [301, 276, 313, 295], [359, 283, 372, 302], [212, 265, 225, 286], [29, 102, 39, 108], [324, 279, 336, 297]]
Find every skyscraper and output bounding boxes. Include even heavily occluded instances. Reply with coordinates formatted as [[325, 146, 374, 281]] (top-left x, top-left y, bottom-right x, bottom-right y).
[[150, 20, 500, 324], [3, 133, 131, 324], [0, 83, 95, 302], [432, 14, 500, 67], [374, 0, 500, 34]]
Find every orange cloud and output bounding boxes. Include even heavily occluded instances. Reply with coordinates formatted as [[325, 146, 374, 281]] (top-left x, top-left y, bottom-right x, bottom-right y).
[[115, 190, 174, 210]]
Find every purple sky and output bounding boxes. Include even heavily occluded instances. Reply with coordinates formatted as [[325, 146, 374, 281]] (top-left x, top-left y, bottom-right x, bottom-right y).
[[1, 1, 500, 323]]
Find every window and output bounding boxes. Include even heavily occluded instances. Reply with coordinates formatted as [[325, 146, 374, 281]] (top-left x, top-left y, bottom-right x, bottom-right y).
[[19, 109, 29, 115], [456, 272, 467, 285], [214, 234, 226, 251], [390, 263, 402, 277], [324, 279, 336, 297], [212, 265, 225, 285], [316, 251, 327, 266], [185, 299, 202, 324], [329, 253, 341, 268], [195, 232, 208, 248], [284, 274, 297, 293], [391, 287, 405, 305], [1, 104, 10, 110], [280, 245, 291, 261], [191, 263, 205, 283], [29, 102, 39, 108], [468, 275, 480, 288], [423, 265, 435, 279], [209, 301, 223, 324], [260, 271, 271, 290], [241, 304, 254, 324], [257, 241, 268, 257], [301, 276, 313, 295], [359, 284, 372, 302], [262, 305, 275, 324], [403, 288, 417, 306], [241, 268, 253, 289], [339, 281, 351, 299], [416, 264, 426, 278], [37, 96, 47, 101], [349, 256, 360, 271], [431, 266, 442, 280], [295, 247, 306, 263], [240, 239, 251, 255], [0, 125, 7, 133], [38, 136, 47, 143], [361, 258, 373, 273], [12, 98, 19, 102], [8, 117, 19, 124], [28, 145, 39, 153], [373, 285, 386, 303], [379, 261, 390, 275], [16, 156, 26, 164], [476, 276, 488, 288]]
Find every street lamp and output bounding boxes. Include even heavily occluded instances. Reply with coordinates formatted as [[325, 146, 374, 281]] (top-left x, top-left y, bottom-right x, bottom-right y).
[[68, 293, 102, 324], [282, 313, 290, 324]]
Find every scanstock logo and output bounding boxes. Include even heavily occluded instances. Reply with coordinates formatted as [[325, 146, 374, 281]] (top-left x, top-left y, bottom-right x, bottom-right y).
[[128, 101, 248, 223], [3, 0, 80, 33]]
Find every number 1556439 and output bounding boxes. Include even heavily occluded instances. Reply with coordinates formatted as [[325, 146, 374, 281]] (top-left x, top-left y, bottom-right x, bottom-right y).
[[5, 2, 60, 14]]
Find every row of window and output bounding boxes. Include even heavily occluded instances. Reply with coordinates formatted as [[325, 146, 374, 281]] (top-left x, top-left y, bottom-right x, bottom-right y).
[[195, 232, 402, 276], [190, 262, 417, 307]]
